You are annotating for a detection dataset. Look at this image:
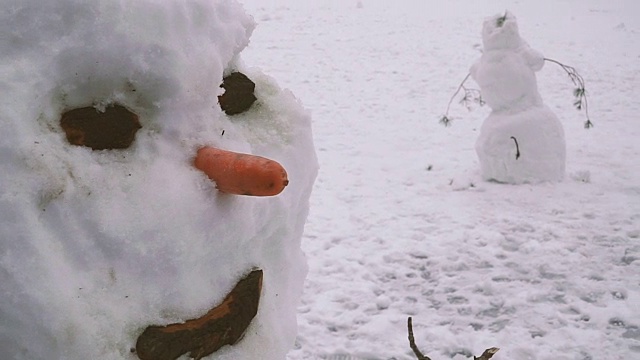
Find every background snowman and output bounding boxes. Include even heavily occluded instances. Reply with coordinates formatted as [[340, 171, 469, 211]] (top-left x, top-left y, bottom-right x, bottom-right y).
[[0, 1, 317, 359], [471, 11, 566, 184]]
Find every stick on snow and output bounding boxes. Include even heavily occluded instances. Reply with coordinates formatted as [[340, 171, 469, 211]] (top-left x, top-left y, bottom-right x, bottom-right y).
[[407, 317, 499, 360]]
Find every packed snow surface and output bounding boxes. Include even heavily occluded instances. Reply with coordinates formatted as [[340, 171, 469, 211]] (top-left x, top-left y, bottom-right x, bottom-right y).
[[238, 0, 640, 359]]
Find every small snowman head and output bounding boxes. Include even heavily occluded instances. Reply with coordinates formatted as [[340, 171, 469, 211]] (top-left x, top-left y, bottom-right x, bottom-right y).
[[471, 10, 545, 111], [482, 11, 522, 51]]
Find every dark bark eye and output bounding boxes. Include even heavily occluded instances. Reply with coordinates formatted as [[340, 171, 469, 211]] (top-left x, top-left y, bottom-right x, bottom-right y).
[[60, 105, 141, 150], [218, 72, 257, 115]]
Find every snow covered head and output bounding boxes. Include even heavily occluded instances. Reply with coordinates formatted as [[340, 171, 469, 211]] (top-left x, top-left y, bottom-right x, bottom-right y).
[[0, 1, 317, 359], [481, 11, 522, 51], [471, 11, 546, 112]]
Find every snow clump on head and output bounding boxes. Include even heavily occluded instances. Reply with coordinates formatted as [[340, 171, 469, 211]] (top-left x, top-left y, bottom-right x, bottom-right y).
[[482, 11, 522, 51]]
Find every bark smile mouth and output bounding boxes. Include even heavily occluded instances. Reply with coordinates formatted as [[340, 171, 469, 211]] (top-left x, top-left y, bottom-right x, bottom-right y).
[[134, 269, 263, 360]]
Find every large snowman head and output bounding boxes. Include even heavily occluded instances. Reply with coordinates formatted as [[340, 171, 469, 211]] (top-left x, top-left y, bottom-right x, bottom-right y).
[[0, 1, 317, 359]]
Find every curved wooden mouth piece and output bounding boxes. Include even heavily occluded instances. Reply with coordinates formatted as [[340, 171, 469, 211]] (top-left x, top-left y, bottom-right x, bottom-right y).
[[135, 269, 263, 360]]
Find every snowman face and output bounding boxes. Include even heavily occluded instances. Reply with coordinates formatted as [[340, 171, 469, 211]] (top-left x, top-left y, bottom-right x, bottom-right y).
[[0, 1, 315, 358], [481, 11, 523, 51]]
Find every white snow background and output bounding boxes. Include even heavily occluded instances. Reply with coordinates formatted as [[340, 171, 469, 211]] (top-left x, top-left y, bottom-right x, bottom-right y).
[[238, 0, 640, 359]]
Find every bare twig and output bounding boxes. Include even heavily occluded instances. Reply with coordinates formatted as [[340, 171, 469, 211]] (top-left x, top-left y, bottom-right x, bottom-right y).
[[510, 136, 521, 160], [440, 73, 484, 126], [408, 317, 499, 360], [544, 58, 593, 129], [407, 317, 431, 360], [474, 347, 500, 360]]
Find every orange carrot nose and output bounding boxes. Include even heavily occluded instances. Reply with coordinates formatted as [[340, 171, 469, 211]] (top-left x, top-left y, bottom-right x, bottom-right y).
[[194, 146, 289, 196]]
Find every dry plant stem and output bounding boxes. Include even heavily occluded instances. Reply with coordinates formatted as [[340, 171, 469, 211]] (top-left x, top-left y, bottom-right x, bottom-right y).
[[510, 136, 521, 160], [445, 73, 471, 116], [440, 73, 470, 126], [407, 317, 432, 360], [408, 317, 499, 360], [441, 73, 484, 126], [544, 57, 593, 128], [474, 347, 500, 360]]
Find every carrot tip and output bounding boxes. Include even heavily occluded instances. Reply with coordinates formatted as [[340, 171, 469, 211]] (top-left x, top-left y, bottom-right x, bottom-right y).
[[194, 146, 289, 196]]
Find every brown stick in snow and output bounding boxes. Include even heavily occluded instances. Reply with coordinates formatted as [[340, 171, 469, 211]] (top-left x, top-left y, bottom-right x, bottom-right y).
[[407, 317, 499, 360]]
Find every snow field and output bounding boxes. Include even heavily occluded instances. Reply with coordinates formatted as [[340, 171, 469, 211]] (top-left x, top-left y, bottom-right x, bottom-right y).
[[239, 1, 640, 359]]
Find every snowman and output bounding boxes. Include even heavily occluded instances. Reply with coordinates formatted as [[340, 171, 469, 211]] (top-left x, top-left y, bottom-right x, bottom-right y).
[[471, 11, 566, 184], [0, 1, 317, 359]]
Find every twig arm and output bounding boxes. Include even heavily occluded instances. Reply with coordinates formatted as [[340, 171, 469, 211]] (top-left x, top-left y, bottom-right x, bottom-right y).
[[440, 73, 474, 126], [544, 57, 593, 128]]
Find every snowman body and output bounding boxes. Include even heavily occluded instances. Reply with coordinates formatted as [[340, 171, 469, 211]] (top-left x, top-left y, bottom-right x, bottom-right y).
[[471, 12, 566, 184], [0, 1, 317, 359]]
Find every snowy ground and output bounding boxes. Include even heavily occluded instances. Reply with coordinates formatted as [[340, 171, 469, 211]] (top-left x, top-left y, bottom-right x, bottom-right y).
[[239, 1, 640, 359]]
